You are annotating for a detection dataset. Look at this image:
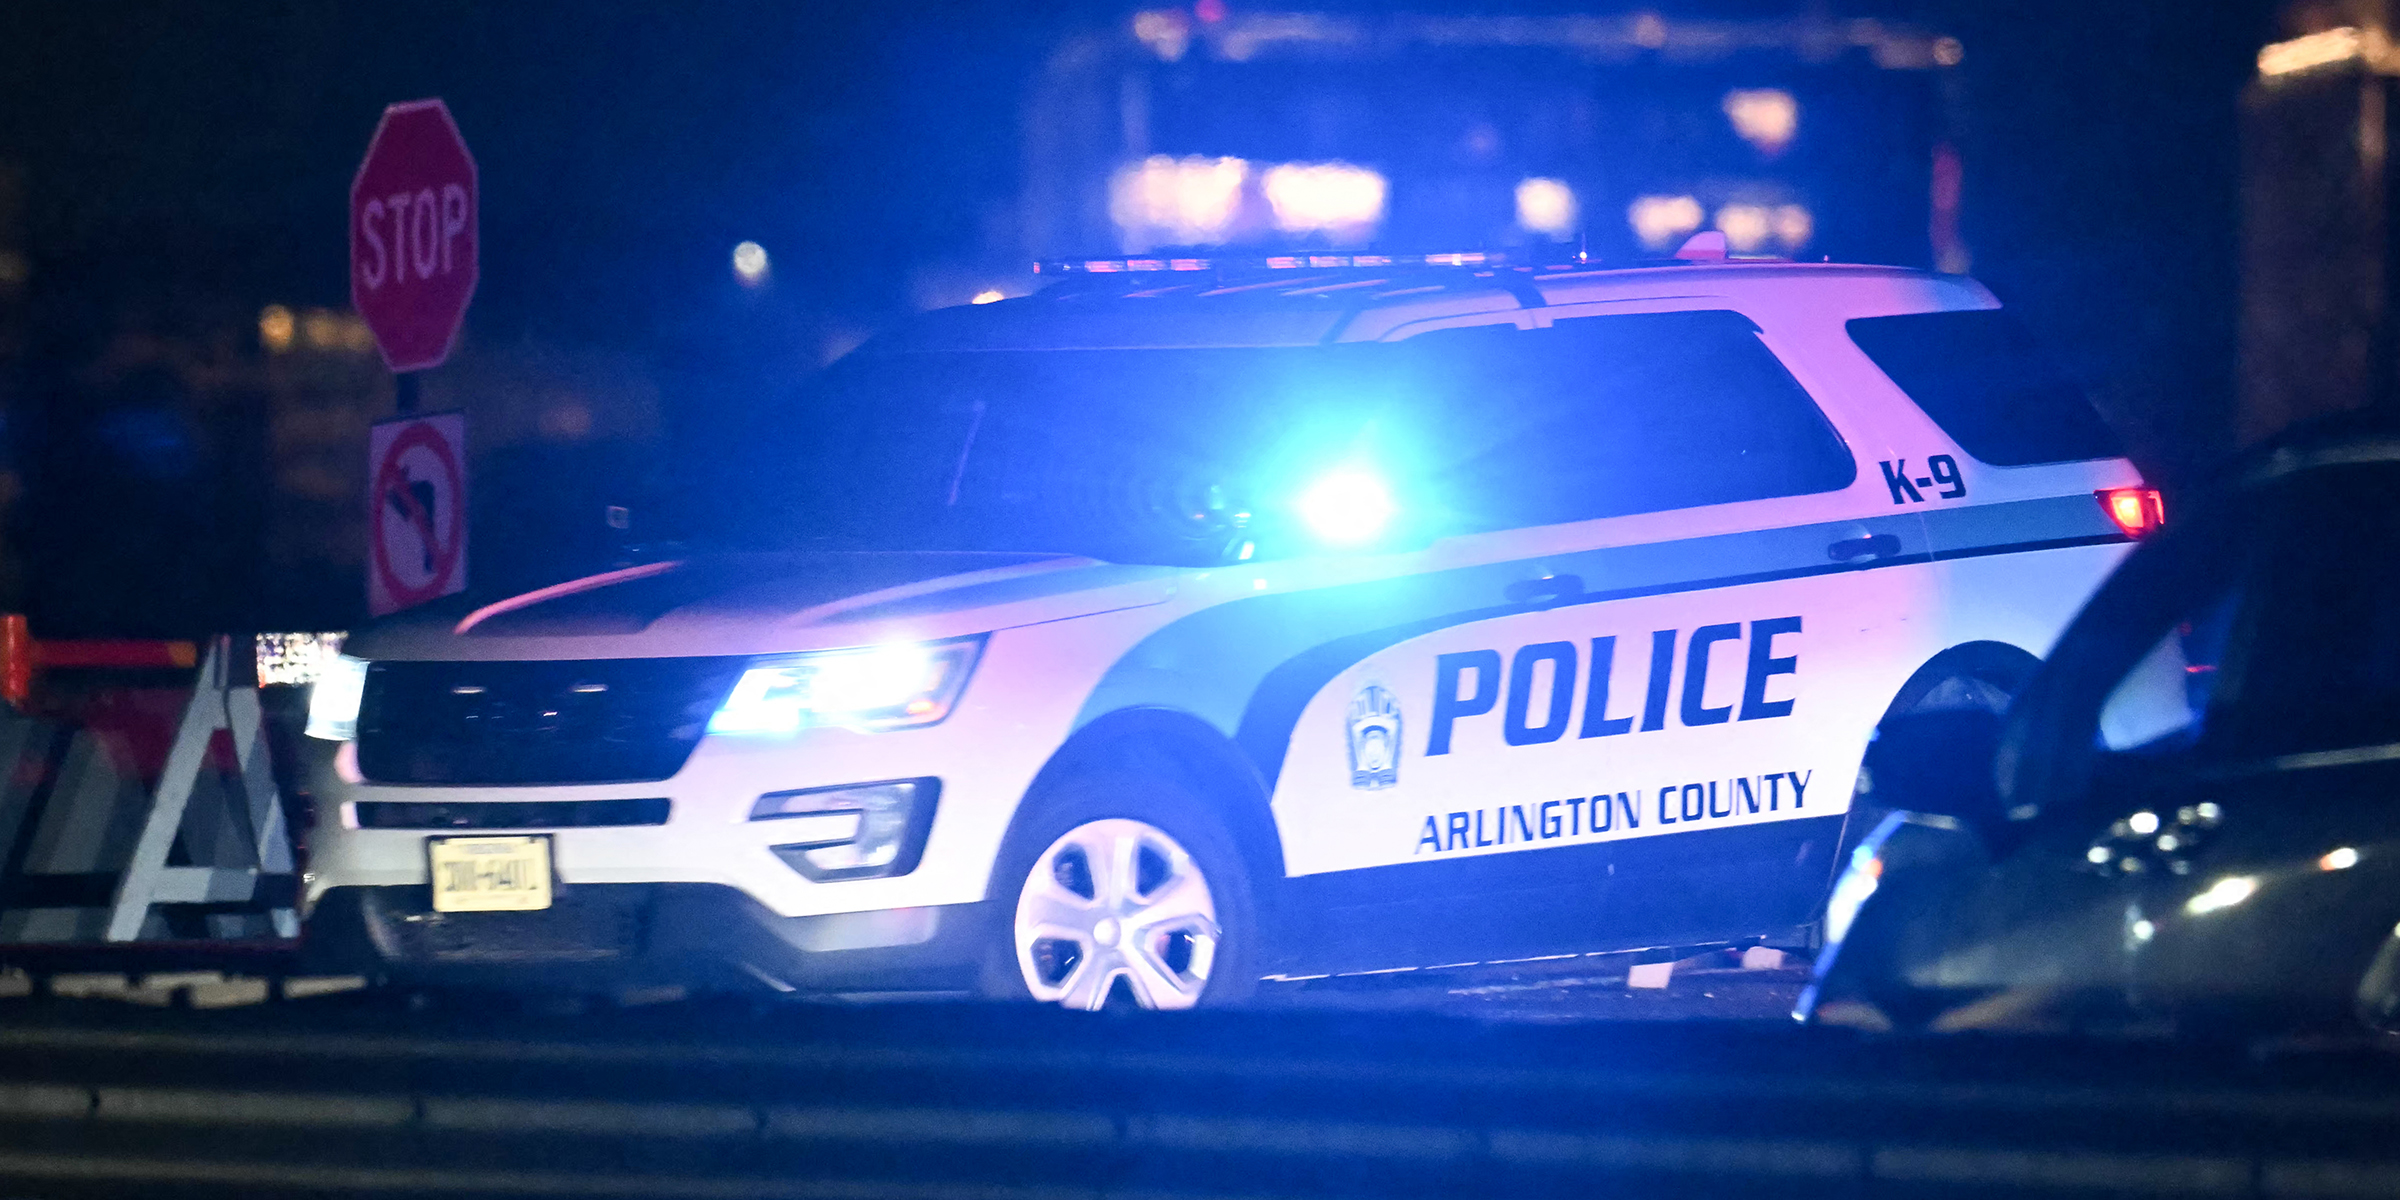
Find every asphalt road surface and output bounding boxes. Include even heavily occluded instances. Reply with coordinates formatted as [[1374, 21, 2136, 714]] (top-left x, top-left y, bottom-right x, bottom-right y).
[[0, 946, 1812, 1023], [1261, 947, 1812, 1023]]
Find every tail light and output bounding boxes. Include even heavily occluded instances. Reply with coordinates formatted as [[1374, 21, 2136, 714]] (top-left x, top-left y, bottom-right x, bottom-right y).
[[2099, 487, 2165, 538]]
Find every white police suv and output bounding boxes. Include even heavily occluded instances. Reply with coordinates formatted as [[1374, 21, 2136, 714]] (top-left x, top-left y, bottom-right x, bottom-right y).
[[299, 248, 2155, 1009]]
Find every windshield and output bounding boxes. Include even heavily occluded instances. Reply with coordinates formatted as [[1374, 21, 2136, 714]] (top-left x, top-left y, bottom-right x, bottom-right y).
[[699, 310, 1853, 563]]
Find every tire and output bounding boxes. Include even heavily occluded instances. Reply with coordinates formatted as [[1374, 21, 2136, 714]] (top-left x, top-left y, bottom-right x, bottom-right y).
[[1811, 663, 2028, 1022], [979, 769, 1260, 1010], [1839, 666, 2023, 878]]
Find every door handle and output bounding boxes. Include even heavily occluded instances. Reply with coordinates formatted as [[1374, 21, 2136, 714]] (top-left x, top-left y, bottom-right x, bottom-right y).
[[1505, 573, 1585, 607], [1827, 533, 1901, 564]]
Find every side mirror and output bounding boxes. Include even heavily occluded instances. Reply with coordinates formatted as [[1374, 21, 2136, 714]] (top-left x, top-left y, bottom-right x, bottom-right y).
[[1863, 707, 2005, 824], [2358, 930, 2400, 1034]]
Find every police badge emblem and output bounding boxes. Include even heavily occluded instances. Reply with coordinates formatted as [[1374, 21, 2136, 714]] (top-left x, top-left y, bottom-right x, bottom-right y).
[[1346, 684, 1401, 790]]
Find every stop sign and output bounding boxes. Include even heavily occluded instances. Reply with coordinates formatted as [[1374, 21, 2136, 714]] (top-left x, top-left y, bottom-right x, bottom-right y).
[[349, 99, 478, 373]]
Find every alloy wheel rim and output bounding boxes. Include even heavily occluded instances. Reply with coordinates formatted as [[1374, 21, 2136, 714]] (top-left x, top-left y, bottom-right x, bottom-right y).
[[1013, 818, 1221, 1010]]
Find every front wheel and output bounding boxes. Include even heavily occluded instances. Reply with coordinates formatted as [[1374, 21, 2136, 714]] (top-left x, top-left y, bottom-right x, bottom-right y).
[[983, 772, 1259, 1010]]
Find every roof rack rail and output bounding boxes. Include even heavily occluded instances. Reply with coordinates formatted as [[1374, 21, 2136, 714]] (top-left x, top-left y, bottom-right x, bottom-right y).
[[1033, 251, 1526, 275]]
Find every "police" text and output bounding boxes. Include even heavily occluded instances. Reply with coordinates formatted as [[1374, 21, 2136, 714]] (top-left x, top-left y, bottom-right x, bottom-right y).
[[1425, 617, 1801, 756]]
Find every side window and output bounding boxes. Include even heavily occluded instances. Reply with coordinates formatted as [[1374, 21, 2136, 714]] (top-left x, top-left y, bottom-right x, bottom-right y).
[[1848, 309, 2124, 466], [1397, 310, 1855, 533], [2199, 470, 2400, 759], [2096, 592, 2237, 753]]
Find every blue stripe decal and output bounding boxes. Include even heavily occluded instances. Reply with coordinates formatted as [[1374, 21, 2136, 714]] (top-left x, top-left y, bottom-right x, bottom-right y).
[[1073, 492, 2125, 792], [1917, 493, 2117, 556]]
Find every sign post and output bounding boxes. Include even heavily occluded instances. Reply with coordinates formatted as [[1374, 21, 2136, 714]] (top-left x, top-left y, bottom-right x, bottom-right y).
[[351, 98, 476, 610]]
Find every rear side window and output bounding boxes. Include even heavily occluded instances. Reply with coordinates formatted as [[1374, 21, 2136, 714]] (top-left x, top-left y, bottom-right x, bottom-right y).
[[1848, 309, 2124, 466], [1400, 310, 1856, 531]]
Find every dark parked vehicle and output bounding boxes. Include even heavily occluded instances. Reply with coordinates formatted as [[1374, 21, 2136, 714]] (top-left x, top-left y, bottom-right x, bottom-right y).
[[1801, 422, 2400, 1038]]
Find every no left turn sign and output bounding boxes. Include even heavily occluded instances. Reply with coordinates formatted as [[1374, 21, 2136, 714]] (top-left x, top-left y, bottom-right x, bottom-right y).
[[368, 412, 468, 616]]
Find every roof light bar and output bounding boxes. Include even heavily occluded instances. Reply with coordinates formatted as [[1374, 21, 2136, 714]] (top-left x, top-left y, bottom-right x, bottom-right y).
[[1035, 251, 1507, 275]]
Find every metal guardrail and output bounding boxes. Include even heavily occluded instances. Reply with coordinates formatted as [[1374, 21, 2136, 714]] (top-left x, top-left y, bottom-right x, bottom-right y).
[[0, 998, 2392, 1198]]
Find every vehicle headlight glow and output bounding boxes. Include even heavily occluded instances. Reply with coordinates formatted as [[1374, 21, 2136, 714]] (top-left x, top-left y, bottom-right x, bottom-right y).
[[709, 636, 984, 735], [1297, 467, 1396, 546], [304, 653, 370, 741]]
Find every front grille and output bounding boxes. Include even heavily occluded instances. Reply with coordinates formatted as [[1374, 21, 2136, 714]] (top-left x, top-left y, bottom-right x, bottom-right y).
[[357, 657, 748, 786], [354, 798, 671, 829], [361, 886, 650, 964]]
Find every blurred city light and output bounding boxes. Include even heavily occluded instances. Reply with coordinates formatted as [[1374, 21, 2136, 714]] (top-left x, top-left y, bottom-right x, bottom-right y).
[[733, 240, 770, 286], [970, 289, 1005, 305], [2258, 26, 2363, 77], [1722, 88, 1799, 156], [254, 631, 345, 687], [1133, 8, 1192, 62], [1263, 161, 1387, 241], [1110, 155, 1249, 250], [264, 306, 371, 354], [1931, 142, 1970, 273], [1515, 177, 1578, 239], [302, 309, 343, 349], [1710, 203, 1813, 255], [1708, 202, 1814, 254], [257, 304, 295, 353], [1716, 204, 1773, 253], [1627, 194, 1704, 250]]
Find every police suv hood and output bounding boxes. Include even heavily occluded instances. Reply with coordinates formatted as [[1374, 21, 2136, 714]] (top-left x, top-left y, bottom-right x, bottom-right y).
[[342, 552, 1179, 662]]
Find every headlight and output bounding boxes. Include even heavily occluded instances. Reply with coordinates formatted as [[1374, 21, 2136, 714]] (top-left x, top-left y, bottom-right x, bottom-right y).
[[708, 636, 984, 735], [755, 778, 939, 881], [305, 654, 370, 741]]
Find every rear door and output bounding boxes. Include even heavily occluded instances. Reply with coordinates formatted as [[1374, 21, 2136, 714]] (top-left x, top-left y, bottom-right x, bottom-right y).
[[1264, 309, 1933, 971]]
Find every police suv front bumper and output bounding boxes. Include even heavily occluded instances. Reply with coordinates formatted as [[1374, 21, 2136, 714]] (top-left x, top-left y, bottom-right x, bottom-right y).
[[302, 883, 989, 996]]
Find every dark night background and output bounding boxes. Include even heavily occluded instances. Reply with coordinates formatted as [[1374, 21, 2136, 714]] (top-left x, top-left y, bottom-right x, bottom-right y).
[[0, 1, 2284, 636]]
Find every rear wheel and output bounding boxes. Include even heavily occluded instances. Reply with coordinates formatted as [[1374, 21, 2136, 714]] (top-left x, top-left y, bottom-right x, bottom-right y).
[[1843, 659, 2028, 873], [1813, 656, 2032, 1024], [982, 771, 1259, 1009]]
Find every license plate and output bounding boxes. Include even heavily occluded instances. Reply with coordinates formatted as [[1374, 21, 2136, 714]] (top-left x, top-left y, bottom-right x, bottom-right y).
[[427, 835, 553, 912]]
